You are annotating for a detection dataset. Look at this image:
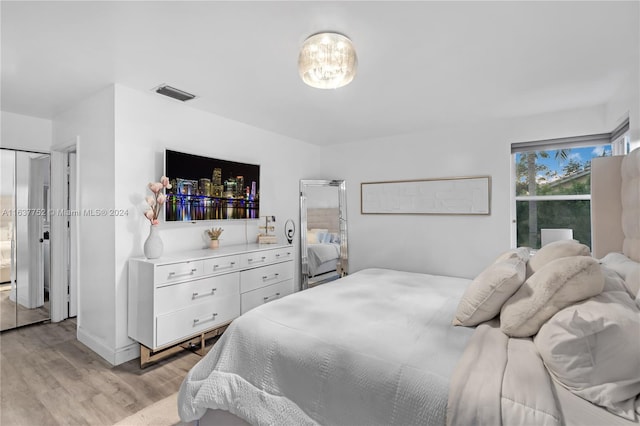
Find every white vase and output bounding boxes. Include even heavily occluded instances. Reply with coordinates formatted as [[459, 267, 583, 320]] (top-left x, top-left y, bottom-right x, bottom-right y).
[[144, 224, 163, 259]]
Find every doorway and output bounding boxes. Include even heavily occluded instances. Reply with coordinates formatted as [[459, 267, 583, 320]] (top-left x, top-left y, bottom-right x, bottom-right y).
[[50, 145, 78, 322]]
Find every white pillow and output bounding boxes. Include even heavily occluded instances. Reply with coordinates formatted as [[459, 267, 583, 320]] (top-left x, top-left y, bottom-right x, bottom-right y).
[[452, 257, 526, 327], [600, 252, 640, 297], [501, 256, 604, 337], [535, 291, 640, 420], [306, 228, 328, 244], [306, 230, 318, 244], [492, 247, 530, 264], [527, 239, 590, 277], [600, 266, 631, 294], [629, 267, 640, 308]]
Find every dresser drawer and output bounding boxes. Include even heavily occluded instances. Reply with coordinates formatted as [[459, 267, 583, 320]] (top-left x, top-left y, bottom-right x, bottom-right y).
[[155, 260, 204, 286], [155, 273, 240, 315], [240, 261, 293, 293], [240, 251, 273, 268], [155, 294, 240, 348], [241, 279, 294, 314], [272, 246, 294, 262], [202, 255, 241, 275]]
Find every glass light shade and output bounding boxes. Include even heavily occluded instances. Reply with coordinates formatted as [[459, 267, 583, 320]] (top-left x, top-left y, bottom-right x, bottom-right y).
[[298, 32, 357, 89]]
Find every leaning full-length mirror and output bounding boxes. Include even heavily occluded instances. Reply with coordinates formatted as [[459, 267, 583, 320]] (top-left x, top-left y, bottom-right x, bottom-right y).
[[300, 180, 348, 290], [0, 149, 51, 331]]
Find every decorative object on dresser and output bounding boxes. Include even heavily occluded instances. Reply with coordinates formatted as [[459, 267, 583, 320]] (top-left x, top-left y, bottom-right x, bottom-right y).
[[143, 225, 163, 260], [257, 215, 277, 244], [128, 242, 294, 367], [206, 227, 223, 249], [143, 176, 172, 259], [284, 219, 296, 244]]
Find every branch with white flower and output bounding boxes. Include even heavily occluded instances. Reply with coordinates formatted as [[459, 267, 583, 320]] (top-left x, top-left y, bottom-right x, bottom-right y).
[[144, 176, 172, 225]]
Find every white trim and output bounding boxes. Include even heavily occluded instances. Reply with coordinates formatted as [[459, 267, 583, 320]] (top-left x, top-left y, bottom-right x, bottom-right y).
[[50, 137, 79, 322], [49, 150, 67, 322], [77, 325, 141, 366], [515, 194, 591, 201], [115, 343, 141, 365], [77, 326, 115, 363], [509, 153, 517, 248]]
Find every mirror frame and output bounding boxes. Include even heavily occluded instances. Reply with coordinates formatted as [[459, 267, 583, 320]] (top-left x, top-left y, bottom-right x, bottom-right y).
[[299, 179, 348, 290]]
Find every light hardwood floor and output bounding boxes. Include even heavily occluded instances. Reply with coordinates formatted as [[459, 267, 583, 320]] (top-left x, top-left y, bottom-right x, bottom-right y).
[[1, 288, 50, 331], [0, 319, 202, 426]]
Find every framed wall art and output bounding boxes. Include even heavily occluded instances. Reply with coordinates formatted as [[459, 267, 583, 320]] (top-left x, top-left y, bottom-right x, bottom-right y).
[[361, 176, 491, 215]]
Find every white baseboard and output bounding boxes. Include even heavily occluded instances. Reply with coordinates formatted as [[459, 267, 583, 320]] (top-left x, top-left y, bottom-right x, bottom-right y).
[[77, 327, 140, 366], [115, 342, 140, 365]]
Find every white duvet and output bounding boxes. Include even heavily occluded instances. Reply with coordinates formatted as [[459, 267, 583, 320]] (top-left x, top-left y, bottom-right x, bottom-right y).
[[178, 268, 474, 425]]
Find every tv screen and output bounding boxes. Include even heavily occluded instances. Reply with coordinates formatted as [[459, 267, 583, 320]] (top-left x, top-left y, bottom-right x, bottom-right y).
[[164, 149, 260, 221]]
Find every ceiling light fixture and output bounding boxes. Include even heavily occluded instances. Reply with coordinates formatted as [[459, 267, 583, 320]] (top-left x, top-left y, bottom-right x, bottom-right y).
[[298, 32, 357, 89]]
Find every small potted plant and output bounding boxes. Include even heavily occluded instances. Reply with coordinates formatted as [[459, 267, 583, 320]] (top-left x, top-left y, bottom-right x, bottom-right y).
[[207, 227, 223, 249]]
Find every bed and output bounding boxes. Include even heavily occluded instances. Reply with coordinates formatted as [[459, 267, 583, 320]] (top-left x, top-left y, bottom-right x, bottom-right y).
[[305, 207, 342, 279], [178, 148, 640, 425], [307, 240, 340, 278]]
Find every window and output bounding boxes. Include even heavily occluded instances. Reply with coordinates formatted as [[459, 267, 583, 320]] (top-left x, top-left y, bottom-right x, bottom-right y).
[[511, 119, 629, 250]]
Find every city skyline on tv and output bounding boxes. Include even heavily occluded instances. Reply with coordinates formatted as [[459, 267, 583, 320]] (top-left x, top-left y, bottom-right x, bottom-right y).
[[164, 149, 260, 221]]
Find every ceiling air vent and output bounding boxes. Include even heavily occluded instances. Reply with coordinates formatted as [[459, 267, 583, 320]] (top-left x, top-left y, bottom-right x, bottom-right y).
[[153, 84, 196, 102]]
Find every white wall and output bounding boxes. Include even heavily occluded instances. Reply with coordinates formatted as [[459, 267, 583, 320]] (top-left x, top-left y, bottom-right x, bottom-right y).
[[52, 84, 321, 364], [53, 86, 118, 363], [110, 85, 321, 363], [330, 105, 610, 279], [604, 66, 640, 150], [1, 111, 52, 152]]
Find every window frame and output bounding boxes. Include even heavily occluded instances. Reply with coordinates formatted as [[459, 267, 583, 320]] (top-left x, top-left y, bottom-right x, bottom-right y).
[[510, 118, 630, 249]]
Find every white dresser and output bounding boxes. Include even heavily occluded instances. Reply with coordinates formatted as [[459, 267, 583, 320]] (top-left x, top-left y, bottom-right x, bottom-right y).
[[128, 243, 294, 364]]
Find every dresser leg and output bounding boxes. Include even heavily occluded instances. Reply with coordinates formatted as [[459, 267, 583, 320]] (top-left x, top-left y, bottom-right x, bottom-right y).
[[140, 345, 151, 367], [138, 321, 232, 368]]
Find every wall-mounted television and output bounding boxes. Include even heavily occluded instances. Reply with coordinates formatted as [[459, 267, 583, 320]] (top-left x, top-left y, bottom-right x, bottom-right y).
[[164, 149, 260, 221]]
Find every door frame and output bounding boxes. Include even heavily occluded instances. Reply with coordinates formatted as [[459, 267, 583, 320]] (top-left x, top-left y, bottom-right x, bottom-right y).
[[50, 138, 79, 322]]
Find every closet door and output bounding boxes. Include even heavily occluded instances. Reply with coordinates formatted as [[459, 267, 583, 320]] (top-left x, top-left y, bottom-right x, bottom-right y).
[[0, 149, 51, 331]]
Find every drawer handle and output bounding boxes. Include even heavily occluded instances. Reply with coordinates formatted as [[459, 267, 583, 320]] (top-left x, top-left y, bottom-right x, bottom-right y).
[[276, 252, 292, 258], [213, 262, 235, 270], [249, 256, 267, 263], [192, 288, 217, 299], [262, 273, 280, 282], [263, 292, 281, 303], [168, 268, 198, 278], [193, 313, 218, 326]]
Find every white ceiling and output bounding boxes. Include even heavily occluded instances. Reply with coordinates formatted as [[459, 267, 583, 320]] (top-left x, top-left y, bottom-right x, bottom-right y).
[[2, 1, 638, 146]]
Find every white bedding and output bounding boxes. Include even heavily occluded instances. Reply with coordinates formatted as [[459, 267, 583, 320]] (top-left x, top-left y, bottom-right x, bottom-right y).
[[178, 268, 474, 425], [307, 243, 340, 276]]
